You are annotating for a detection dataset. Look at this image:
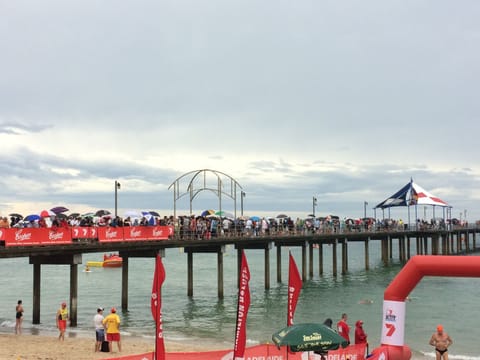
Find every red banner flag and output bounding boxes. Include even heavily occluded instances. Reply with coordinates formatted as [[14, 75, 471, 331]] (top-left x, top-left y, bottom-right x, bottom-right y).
[[151, 255, 166, 360], [287, 252, 302, 326], [233, 250, 251, 360]]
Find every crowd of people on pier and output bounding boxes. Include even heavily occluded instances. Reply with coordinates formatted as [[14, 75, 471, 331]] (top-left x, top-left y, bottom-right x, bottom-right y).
[[0, 208, 469, 242]]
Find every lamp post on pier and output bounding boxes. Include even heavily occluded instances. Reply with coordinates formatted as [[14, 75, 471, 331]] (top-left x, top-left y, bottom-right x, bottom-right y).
[[114, 180, 121, 217], [363, 201, 368, 219], [241, 191, 246, 216], [313, 197, 317, 217]]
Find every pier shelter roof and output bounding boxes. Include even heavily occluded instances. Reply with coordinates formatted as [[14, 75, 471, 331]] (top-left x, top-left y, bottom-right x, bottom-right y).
[[374, 179, 450, 209]]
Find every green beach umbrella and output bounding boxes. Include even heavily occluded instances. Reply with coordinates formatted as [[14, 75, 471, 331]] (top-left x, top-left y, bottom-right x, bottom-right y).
[[272, 323, 349, 353]]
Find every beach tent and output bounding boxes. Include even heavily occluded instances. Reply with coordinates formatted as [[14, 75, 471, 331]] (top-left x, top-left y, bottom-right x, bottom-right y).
[[375, 180, 449, 209], [374, 179, 452, 227]]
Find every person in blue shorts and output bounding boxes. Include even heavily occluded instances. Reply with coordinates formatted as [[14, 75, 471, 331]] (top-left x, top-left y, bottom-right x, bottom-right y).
[[93, 307, 105, 352]]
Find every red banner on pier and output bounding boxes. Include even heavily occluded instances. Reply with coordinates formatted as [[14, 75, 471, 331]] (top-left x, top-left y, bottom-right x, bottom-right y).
[[4, 228, 72, 246], [71, 226, 98, 239], [97, 227, 125, 242]]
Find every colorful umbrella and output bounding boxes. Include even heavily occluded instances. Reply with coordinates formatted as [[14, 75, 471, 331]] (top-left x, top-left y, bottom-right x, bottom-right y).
[[201, 209, 215, 217], [40, 210, 55, 218], [272, 323, 349, 353], [50, 206, 69, 214], [8, 213, 23, 219], [215, 210, 234, 219], [95, 209, 111, 217], [25, 214, 41, 222]]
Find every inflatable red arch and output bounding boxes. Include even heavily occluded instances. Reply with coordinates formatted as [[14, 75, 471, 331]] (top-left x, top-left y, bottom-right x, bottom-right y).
[[373, 255, 480, 360]]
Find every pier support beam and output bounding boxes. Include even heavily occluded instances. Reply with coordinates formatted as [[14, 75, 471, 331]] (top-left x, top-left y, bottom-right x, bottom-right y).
[[341, 239, 348, 275], [118, 249, 165, 310], [218, 251, 224, 298], [308, 243, 314, 279], [276, 246, 282, 283], [188, 252, 193, 296], [70, 264, 78, 326], [30, 254, 82, 326], [236, 242, 272, 289], [407, 236, 411, 259], [121, 256, 129, 311], [332, 239, 338, 277], [185, 246, 225, 298], [32, 263, 41, 324], [264, 245, 270, 290], [364, 238, 370, 271], [318, 243, 324, 276], [302, 242, 307, 281]]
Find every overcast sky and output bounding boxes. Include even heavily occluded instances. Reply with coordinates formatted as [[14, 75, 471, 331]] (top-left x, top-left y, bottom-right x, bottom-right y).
[[1, 0, 479, 222]]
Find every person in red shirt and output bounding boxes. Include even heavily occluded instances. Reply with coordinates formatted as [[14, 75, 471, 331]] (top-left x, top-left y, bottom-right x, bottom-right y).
[[337, 313, 350, 344], [355, 320, 368, 344]]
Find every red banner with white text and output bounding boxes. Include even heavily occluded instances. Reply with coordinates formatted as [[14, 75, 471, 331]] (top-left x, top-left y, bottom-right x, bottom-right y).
[[233, 250, 251, 359], [1, 225, 174, 246], [287, 252, 302, 326], [105, 344, 366, 360], [151, 255, 166, 360], [4, 228, 72, 246], [71, 226, 98, 239], [98, 226, 173, 242]]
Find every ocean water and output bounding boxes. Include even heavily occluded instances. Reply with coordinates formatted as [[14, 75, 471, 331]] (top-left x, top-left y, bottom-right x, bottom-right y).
[[0, 240, 479, 359]]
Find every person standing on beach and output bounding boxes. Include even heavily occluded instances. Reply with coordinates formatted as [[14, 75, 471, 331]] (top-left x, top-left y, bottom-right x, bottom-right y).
[[355, 320, 367, 344], [429, 324, 453, 360], [15, 300, 24, 335], [93, 307, 105, 352], [103, 307, 121, 352], [323, 318, 333, 328], [355, 319, 368, 355], [56, 302, 69, 341], [336, 313, 350, 344]]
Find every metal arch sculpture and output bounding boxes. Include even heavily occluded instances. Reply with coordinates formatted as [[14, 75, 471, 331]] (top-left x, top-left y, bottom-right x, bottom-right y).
[[168, 169, 244, 218]]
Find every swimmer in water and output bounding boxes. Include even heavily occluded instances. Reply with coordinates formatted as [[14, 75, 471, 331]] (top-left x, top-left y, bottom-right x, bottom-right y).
[[358, 299, 374, 304]]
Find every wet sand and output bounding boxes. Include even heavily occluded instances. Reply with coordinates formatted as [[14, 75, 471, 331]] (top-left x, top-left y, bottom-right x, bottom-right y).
[[0, 333, 221, 360]]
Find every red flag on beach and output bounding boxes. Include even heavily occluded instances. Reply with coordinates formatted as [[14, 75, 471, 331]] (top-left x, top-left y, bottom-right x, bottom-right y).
[[151, 254, 166, 360], [233, 250, 251, 360], [287, 252, 302, 326]]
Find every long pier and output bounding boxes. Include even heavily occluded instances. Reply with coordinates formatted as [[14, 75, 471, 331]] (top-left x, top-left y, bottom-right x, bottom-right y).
[[1, 227, 478, 326]]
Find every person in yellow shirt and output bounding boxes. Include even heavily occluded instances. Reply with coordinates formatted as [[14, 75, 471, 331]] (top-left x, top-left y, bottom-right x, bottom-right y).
[[56, 302, 69, 341], [102, 307, 121, 352]]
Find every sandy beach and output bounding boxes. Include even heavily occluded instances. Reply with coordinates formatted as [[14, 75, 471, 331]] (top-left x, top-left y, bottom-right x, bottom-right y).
[[0, 333, 219, 360]]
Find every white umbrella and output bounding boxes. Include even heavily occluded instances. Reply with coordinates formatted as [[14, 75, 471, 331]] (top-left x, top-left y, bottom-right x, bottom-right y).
[[124, 210, 142, 219]]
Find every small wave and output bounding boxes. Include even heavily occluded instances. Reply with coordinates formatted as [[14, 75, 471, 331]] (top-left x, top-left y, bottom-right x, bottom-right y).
[[0, 320, 15, 328], [421, 351, 480, 360], [246, 338, 260, 345]]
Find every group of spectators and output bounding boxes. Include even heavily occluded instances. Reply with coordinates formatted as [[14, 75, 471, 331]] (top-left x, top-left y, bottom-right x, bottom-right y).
[[0, 214, 176, 229], [0, 211, 469, 241]]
